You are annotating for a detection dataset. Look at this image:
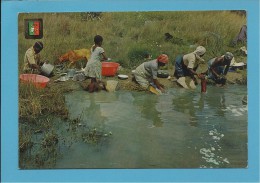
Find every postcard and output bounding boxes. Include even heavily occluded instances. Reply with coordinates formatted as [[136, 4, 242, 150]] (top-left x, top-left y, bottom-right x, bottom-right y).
[[1, 0, 259, 182]]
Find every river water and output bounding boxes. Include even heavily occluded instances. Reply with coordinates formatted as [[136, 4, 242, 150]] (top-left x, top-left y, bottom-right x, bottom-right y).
[[52, 85, 247, 168]]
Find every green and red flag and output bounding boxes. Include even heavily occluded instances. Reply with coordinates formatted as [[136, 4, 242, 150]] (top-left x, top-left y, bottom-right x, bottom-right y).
[[28, 20, 40, 36], [25, 19, 43, 39]]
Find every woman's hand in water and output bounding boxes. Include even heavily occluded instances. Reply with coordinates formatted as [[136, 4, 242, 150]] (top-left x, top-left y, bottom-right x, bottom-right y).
[[159, 86, 166, 93], [197, 73, 205, 79]]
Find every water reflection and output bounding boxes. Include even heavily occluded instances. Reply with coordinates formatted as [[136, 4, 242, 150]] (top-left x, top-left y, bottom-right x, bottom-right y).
[[172, 91, 198, 127], [59, 86, 247, 168], [197, 94, 205, 110], [206, 87, 226, 117], [20, 84, 248, 169], [171, 87, 229, 127], [84, 94, 108, 130], [133, 94, 163, 127]]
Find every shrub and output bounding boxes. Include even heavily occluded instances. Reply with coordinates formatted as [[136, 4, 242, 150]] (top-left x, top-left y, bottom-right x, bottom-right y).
[[127, 45, 152, 68]]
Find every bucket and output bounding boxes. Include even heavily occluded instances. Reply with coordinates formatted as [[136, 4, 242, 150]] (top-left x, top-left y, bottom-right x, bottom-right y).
[[157, 70, 169, 78], [102, 62, 120, 76], [105, 80, 119, 92], [41, 63, 54, 76]]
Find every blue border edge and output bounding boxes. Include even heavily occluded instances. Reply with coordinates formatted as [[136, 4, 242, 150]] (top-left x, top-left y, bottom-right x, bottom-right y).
[[1, 0, 259, 182]]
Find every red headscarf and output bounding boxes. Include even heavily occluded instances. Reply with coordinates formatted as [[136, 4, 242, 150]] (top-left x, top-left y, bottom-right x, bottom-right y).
[[157, 54, 169, 64]]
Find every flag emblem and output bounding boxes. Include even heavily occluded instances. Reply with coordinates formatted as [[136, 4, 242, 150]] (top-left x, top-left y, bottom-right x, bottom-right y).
[[28, 21, 40, 36], [25, 19, 43, 39]]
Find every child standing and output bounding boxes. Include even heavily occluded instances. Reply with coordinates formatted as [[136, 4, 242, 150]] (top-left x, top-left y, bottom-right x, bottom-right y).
[[83, 35, 108, 92]]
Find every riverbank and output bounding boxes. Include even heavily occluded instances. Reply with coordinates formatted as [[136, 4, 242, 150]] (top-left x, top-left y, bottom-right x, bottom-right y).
[[47, 65, 247, 93], [19, 62, 247, 124]]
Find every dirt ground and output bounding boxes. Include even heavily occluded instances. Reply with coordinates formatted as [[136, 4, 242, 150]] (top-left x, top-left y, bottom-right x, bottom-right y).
[[47, 65, 247, 93]]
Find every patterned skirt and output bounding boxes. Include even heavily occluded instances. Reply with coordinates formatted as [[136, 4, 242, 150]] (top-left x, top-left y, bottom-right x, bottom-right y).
[[83, 61, 102, 80]]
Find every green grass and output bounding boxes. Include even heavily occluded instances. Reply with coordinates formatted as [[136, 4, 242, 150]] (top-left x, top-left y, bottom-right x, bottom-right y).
[[18, 11, 246, 71]]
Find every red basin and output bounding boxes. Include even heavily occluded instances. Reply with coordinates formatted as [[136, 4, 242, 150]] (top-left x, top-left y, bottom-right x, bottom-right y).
[[20, 74, 50, 88], [102, 62, 120, 76]]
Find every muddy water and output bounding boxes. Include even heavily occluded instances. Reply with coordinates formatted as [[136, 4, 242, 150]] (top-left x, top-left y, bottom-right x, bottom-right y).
[[53, 85, 247, 168]]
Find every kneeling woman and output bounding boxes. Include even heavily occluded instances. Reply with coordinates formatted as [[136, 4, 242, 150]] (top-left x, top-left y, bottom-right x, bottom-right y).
[[174, 46, 206, 89], [206, 52, 234, 86], [133, 54, 169, 93]]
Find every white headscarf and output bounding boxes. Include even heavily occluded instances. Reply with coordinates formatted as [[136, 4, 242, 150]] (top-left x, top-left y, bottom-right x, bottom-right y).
[[194, 46, 206, 56], [193, 46, 206, 63], [224, 52, 234, 60]]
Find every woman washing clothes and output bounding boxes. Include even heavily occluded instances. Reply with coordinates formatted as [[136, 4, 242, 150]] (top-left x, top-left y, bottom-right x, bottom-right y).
[[23, 41, 44, 74], [133, 54, 169, 93], [174, 46, 206, 89], [206, 52, 234, 86]]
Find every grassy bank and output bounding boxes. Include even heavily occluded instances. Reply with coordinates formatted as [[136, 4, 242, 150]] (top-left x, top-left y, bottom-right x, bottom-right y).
[[18, 11, 246, 70]]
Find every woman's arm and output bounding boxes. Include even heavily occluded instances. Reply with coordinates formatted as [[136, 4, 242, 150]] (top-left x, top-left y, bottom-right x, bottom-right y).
[[186, 55, 203, 78], [153, 79, 165, 92], [223, 65, 230, 75], [223, 60, 231, 75], [210, 57, 222, 78], [187, 68, 204, 79], [101, 52, 108, 61]]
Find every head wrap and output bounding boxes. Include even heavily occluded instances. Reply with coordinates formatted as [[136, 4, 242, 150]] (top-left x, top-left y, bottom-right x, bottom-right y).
[[157, 54, 169, 64], [34, 41, 44, 50], [224, 52, 234, 60], [194, 46, 206, 56]]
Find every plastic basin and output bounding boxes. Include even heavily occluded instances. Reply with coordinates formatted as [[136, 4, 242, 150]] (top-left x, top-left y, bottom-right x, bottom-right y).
[[102, 62, 120, 76], [20, 74, 50, 88]]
